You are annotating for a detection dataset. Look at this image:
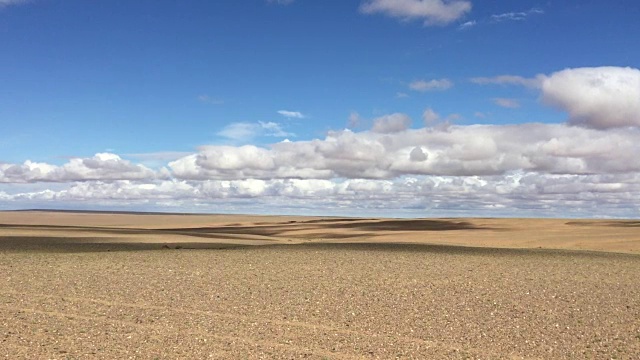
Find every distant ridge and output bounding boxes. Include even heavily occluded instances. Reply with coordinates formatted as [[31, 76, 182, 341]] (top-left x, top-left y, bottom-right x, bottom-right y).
[[3, 209, 211, 216]]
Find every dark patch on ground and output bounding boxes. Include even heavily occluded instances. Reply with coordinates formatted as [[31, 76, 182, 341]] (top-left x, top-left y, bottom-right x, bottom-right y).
[[566, 220, 640, 227]]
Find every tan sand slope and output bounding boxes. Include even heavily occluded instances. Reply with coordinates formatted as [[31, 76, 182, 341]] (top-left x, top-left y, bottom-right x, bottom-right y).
[[1, 210, 639, 253]]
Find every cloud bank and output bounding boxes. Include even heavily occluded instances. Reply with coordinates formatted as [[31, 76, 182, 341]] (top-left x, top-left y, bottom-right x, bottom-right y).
[[3, 121, 640, 217], [3, 66, 640, 217]]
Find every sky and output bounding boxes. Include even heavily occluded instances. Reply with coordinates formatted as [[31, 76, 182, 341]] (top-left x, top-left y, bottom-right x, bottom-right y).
[[1, 0, 640, 218]]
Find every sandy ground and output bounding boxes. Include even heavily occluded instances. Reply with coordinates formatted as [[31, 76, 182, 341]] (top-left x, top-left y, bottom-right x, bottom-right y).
[[1, 211, 640, 359]]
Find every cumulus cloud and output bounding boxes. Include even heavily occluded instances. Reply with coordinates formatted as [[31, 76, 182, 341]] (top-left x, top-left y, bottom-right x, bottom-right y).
[[493, 98, 520, 108], [422, 108, 460, 127], [371, 113, 412, 133], [359, 0, 472, 26], [472, 66, 640, 129], [5, 64, 640, 217], [409, 147, 428, 162], [277, 110, 306, 119], [5, 172, 640, 218], [169, 120, 640, 182], [4, 120, 640, 217], [0, 153, 159, 183], [422, 108, 440, 124], [540, 67, 640, 129], [409, 78, 453, 92]]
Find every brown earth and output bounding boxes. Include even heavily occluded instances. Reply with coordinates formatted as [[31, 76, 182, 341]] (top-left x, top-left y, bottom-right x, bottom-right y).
[[1, 211, 639, 359]]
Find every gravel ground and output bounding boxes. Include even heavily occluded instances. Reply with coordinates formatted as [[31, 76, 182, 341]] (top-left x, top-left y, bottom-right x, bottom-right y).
[[1, 243, 640, 359]]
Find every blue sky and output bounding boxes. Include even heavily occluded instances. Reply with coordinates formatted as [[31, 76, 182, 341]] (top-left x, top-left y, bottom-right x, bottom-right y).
[[1, 0, 640, 217]]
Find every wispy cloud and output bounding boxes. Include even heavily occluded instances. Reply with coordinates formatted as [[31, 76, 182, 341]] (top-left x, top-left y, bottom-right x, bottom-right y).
[[459, 7, 544, 30], [409, 78, 453, 92], [458, 20, 476, 30], [197, 95, 225, 105], [277, 110, 306, 119], [493, 98, 520, 108], [267, 0, 295, 5], [470, 74, 542, 88], [491, 8, 544, 22], [217, 121, 293, 142], [359, 0, 472, 26], [348, 111, 364, 128], [0, 0, 30, 8]]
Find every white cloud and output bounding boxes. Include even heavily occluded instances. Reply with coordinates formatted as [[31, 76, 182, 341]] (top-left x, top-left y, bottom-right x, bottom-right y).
[[409, 146, 428, 162], [541, 67, 640, 129], [458, 20, 476, 30], [422, 108, 440, 124], [217, 121, 293, 141], [348, 111, 364, 128], [5, 172, 640, 218], [267, 0, 294, 5], [5, 64, 640, 217], [409, 78, 453, 92], [0, 0, 30, 8], [491, 8, 544, 22], [472, 66, 640, 129], [277, 110, 306, 119], [396, 92, 409, 98], [170, 121, 640, 181], [423, 108, 460, 127], [360, 0, 472, 26], [458, 8, 543, 30], [217, 123, 260, 141], [470, 74, 542, 88], [4, 120, 640, 217], [493, 98, 520, 108], [197, 95, 224, 105], [0, 153, 159, 183], [371, 113, 412, 134], [125, 151, 193, 163]]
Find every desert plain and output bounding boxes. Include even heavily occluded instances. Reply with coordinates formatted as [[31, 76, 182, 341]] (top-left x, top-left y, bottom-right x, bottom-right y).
[[1, 210, 639, 359]]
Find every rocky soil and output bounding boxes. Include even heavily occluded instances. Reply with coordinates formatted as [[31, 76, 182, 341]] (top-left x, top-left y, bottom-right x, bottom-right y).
[[2, 243, 639, 359]]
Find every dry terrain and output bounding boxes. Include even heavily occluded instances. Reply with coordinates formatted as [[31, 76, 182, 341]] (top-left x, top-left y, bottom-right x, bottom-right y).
[[1, 211, 639, 359]]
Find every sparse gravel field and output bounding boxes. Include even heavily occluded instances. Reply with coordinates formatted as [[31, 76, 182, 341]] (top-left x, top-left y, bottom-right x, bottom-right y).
[[1, 212, 640, 359]]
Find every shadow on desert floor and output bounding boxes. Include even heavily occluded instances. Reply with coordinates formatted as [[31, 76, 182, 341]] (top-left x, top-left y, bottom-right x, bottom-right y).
[[2, 236, 638, 260], [0, 218, 489, 240], [565, 220, 640, 227]]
